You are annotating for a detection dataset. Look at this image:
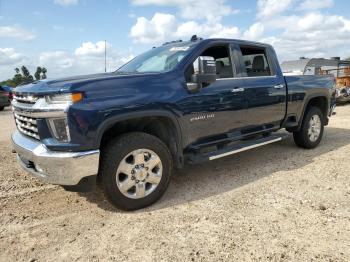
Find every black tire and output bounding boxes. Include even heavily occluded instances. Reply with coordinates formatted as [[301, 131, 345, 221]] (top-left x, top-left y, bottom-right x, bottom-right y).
[[99, 132, 173, 210], [293, 107, 324, 149], [0, 106, 4, 111]]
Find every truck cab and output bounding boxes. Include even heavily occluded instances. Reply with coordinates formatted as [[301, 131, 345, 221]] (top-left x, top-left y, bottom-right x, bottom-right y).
[[11, 37, 335, 210]]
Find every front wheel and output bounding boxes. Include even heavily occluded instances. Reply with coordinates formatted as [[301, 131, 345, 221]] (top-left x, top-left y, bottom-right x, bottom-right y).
[[99, 132, 173, 210], [293, 107, 324, 149], [0, 106, 4, 111]]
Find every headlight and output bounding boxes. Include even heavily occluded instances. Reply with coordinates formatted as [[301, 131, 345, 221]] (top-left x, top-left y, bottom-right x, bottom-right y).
[[48, 118, 70, 142], [45, 93, 83, 104]]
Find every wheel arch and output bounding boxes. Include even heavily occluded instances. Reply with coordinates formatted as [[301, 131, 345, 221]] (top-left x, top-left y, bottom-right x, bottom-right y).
[[298, 94, 329, 129], [95, 110, 184, 168]]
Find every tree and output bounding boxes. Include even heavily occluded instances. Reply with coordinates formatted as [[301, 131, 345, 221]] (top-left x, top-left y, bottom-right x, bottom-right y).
[[13, 67, 24, 86], [1, 65, 48, 87], [21, 66, 33, 82], [41, 67, 47, 79], [34, 67, 42, 80]]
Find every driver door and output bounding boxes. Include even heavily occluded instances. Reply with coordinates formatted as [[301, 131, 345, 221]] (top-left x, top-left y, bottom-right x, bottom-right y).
[[177, 44, 246, 146]]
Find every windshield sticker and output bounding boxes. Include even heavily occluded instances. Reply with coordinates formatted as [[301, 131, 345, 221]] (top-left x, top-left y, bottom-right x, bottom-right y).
[[170, 46, 190, 52]]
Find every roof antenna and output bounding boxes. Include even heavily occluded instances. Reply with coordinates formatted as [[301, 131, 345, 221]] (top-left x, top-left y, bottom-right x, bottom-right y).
[[104, 40, 107, 73]]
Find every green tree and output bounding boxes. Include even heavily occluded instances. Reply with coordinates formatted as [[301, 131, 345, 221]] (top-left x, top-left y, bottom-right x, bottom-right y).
[[41, 67, 47, 79], [34, 67, 42, 80], [13, 67, 24, 86], [21, 66, 34, 82], [1, 65, 48, 87]]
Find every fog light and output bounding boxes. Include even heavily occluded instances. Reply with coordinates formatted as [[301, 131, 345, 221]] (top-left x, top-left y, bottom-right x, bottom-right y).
[[48, 118, 70, 142]]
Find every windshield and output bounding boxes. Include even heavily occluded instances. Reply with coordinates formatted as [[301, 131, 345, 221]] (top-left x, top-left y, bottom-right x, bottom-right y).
[[117, 42, 196, 73]]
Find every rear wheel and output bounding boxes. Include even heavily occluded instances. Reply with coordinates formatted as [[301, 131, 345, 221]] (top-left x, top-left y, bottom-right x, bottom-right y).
[[99, 132, 172, 210], [293, 107, 324, 149], [0, 106, 4, 111]]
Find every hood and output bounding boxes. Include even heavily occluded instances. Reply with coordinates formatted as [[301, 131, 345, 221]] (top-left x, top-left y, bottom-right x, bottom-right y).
[[14, 72, 161, 95]]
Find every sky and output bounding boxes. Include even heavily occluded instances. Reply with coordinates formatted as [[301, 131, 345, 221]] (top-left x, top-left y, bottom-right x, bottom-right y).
[[0, 0, 350, 80]]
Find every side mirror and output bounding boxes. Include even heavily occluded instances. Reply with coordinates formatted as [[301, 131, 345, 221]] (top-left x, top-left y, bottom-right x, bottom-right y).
[[187, 56, 216, 93]]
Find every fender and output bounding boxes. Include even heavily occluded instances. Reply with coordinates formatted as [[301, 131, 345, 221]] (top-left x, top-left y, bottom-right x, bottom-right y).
[[94, 109, 184, 163], [298, 92, 330, 129]]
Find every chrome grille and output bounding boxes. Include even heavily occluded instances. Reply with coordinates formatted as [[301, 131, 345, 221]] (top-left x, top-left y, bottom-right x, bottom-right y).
[[13, 94, 38, 104], [14, 113, 40, 140]]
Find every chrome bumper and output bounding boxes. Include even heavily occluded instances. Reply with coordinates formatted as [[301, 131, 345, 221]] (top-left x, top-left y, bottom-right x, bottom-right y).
[[11, 131, 100, 186]]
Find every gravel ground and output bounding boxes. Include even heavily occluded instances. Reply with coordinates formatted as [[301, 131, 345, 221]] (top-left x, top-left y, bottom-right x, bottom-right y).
[[0, 105, 350, 262]]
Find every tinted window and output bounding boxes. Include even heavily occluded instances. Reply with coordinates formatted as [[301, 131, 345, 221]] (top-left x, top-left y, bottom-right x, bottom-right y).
[[240, 46, 272, 77]]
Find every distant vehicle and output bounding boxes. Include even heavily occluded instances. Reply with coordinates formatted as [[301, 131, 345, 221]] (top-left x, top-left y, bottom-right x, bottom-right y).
[[0, 85, 12, 111], [282, 57, 350, 103], [12, 37, 335, 210]]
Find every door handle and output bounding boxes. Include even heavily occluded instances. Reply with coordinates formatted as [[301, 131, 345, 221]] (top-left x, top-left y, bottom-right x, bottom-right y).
[[274, 84, 284, 89], [231, 87, 245, 93]]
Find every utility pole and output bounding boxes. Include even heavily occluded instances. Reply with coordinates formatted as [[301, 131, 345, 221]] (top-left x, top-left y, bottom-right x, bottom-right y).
[[104, 40, 107, 73]]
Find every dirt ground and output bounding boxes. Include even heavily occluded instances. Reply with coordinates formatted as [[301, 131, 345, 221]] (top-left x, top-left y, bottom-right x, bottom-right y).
[[1, 105, 350, 262]]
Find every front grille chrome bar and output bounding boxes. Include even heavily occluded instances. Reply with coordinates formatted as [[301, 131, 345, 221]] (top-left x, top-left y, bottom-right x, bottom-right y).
[[13, 94, 38, 104]]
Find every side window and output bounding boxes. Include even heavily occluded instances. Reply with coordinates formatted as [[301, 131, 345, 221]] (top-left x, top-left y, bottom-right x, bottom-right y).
[[240, 46, 272, 77], [185, 45, 234, 82], [201, 46, 234, 79]]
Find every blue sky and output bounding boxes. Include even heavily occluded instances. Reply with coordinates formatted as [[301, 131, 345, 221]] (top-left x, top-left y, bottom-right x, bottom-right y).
[[1, 0, 350, 80]]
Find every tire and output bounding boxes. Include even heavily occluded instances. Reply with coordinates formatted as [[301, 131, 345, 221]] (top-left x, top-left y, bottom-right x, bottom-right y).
[[293, 107, 324, 149], [99, 132, 173, 210], [0, 106, 4, 111]]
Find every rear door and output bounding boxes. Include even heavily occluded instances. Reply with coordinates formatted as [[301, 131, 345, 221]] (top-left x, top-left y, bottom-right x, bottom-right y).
[[237, 45, 286, 131]]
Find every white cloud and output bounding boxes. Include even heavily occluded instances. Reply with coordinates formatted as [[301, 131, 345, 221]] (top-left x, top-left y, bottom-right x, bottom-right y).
[[130, 13, 177, 43], [0, 25, 35, 40], [131, 0, 184, 5], [130, 11, 246, 44], [37, 41, 134, 78], [0, 48, 30, 80], [131, 0, 239, 22], [39, 51, 74, 69], [243, 22, 265, 40], [298, 0, 333, 10], [259, 11, 350, 61], [74, 41, 109, 56], [0, 41, 134, 80], [0, 48, 26, 66], [257, 0, 294, 18], [54, 0, 78, 6]]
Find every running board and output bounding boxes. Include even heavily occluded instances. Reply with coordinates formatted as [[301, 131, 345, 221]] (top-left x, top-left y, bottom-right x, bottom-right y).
[[188, 134, 287, 163]]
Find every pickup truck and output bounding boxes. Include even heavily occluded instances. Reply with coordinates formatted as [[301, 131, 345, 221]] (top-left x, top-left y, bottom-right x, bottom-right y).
[[11, 36, 335, 210]]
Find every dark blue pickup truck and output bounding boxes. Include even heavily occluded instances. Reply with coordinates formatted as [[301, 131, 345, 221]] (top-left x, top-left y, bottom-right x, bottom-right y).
[[11, 36, 335, 210]]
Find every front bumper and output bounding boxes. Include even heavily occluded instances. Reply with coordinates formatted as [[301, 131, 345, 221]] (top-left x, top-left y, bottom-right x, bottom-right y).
[[12, 130, 100, 186]]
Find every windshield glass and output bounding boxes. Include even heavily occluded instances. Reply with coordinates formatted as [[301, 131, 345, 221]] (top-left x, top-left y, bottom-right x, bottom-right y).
[[117, 42, 196, 73]]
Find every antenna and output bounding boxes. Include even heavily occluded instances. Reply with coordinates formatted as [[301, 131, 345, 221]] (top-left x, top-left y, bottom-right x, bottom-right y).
[[104, 40, 107, 73]]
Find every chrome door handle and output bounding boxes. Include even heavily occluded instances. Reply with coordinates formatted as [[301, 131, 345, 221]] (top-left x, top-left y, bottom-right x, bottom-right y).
[[274, 84, 284, 89], [231, 87, 245, 93]]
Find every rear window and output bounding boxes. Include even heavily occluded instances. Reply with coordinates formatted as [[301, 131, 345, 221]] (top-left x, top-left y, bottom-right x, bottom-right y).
[[240, 46, 272, 77]]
